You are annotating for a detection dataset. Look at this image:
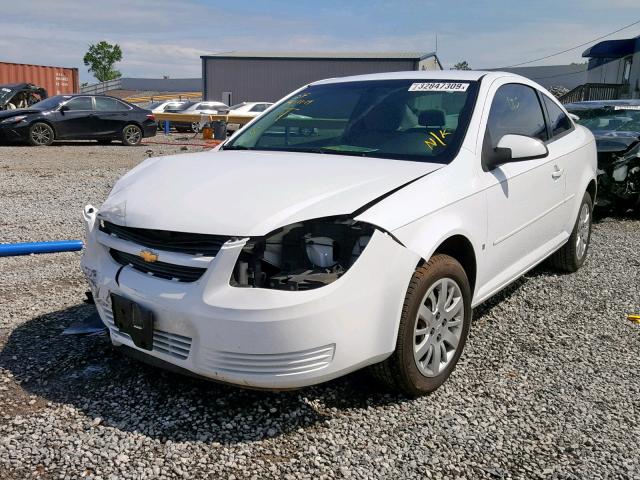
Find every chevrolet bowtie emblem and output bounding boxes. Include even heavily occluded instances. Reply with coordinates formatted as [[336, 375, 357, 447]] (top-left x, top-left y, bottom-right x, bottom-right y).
[[139, 250, 159, 263]]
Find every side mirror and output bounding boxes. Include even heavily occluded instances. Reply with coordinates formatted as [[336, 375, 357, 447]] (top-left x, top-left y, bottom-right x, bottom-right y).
[[485, 134, 548, 170], [568, 113, 580, 122], [59, 104, 70, 113]]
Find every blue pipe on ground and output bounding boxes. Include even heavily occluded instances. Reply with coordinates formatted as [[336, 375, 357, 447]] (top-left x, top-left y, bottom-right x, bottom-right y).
[[0, 240, 83, 257]]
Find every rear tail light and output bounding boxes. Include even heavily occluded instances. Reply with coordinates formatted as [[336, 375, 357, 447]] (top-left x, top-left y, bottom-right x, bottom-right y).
[[146, 114, 155, 121]]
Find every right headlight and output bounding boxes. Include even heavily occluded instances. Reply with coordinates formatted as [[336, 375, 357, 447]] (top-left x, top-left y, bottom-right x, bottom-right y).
[[231, 216, 375, 291]]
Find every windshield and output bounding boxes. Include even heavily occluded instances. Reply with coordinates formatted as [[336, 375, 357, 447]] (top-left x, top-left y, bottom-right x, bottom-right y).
[[195, 103, 226, 111], [30, 96, 65, 110], [169, 102, 194, 111], [568, 104, 640, 135], [0, 87, 15, 103], [225, 79, 479, 163]]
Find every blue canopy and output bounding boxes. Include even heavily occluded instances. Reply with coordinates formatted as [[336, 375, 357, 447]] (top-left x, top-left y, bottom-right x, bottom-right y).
[[583, 37, 639, 59]]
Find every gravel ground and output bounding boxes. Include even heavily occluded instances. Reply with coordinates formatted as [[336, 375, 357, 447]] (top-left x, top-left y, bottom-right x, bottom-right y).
[[0, 141, 639, 480]]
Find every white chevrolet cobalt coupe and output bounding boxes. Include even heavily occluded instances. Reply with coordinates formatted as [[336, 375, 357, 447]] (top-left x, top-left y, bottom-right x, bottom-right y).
[[82, 71, 597, 395]]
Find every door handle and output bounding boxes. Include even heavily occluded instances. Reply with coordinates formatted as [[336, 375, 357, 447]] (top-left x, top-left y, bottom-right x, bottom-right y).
[[551, 166, 564, 179]]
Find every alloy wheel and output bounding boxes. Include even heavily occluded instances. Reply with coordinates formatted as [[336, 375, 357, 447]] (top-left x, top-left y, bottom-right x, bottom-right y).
[[31, 124, 52, 146], [124, 125, 142, 145], [576, 203, 590, 260], [413, 277, 464, 377]]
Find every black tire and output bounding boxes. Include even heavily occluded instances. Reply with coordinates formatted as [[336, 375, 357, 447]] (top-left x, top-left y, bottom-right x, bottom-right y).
[[28, 122, 54, 146], [370, 254, 472, 396], [122, 124, 143, 146], [549, 191, 593, 272]]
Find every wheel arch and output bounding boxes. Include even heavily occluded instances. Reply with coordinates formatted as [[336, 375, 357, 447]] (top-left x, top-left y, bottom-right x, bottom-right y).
[[586, 178, 597, 204], [123, 120, 143, 130], [30, 119, 57, 139], [422, 234, 477, 297]]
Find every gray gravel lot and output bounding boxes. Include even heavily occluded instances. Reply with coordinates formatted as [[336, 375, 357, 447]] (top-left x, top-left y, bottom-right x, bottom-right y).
[[1, 140, 639, 480]]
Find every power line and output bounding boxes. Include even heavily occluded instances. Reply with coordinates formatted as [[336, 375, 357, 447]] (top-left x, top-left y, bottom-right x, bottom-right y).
[[531, 67, 589, 81], [492, 19, 640, 69]]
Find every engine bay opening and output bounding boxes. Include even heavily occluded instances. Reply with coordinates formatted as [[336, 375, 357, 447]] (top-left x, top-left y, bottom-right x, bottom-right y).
[[231, 217, 375, 291]]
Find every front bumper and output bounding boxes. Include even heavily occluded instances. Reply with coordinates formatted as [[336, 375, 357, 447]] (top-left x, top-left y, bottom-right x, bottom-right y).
[[81, 207, 419, 389], [0, 122, 29, 143]]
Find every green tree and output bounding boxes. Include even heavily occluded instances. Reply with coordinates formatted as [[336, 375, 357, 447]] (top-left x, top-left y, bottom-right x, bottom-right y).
[[451, 61, 471, 71], [83, 41, 123, 82]]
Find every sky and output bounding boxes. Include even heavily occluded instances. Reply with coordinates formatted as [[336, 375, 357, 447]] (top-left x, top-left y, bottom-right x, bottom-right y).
[[1, 0, 639, 84]]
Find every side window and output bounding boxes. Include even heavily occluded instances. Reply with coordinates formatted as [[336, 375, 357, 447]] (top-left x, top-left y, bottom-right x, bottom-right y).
[[542, 95, 572, 138], [485, 84, 548, 148], [64, 97, 93, 111], [95, 97, 130, 111], [250, 104, 268, 113]]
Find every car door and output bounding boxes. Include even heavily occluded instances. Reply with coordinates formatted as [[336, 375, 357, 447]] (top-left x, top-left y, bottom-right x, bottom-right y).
[[540, 94, 579, 235], [481, 82, 567, 292], [55, 96, 95, 139], [94, 97, 133, 137]]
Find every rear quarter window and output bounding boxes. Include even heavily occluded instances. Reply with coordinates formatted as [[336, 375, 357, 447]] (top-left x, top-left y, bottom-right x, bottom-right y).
[[542, 95, 572, 139]]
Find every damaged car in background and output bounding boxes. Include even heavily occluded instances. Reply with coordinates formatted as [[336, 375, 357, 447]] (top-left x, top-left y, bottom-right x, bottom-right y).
[[0, 83, 47, 111], [82, 71, 596, 396], [566, 100, 640, 213]]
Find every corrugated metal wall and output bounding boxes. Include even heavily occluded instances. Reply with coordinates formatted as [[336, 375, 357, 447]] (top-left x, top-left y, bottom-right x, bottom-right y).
[[203, 58, 418, 103], [0, 62, 79, 96]]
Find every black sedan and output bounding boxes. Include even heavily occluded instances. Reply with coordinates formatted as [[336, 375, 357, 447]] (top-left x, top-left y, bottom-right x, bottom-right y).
[[0, 94, 157, 146], [566, 100, 640, 213]]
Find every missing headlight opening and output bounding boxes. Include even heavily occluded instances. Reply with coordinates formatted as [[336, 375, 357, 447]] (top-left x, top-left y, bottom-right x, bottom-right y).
[[231, 217, 375, 291]]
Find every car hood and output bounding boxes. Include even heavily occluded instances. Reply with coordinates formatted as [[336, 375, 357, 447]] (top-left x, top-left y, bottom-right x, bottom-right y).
[[100, 150, 443, 236], [593, 130, 640, 154]]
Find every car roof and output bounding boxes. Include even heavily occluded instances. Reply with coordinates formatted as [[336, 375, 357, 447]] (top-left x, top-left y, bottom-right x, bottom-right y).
[[311, 70, 510, 86], [54, 94, 124, 99], [565, 99, 640, 109]]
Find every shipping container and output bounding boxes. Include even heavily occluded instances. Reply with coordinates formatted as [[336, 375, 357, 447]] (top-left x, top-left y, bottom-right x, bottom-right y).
[[0, 61, 79, 96]]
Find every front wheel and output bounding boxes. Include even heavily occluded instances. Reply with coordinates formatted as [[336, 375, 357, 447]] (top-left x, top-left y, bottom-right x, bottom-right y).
[[28, 122, 54, 146], [549, 191, 593, 272], [370, 254, 472, 396], [122, 124, 143, 146]]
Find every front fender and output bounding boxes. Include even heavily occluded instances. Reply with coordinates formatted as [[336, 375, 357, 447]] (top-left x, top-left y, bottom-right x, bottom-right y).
[[389, 193, 487, 303]]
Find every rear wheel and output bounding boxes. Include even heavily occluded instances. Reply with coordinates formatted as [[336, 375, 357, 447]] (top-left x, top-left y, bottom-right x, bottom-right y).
[[370, 254, 472, 396], [28, 122, 54, 146], [549, 191, 593, 272], [122, 124, 143, 146]]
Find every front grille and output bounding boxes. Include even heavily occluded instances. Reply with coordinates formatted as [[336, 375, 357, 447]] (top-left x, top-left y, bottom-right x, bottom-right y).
[[100, 221, 230, 256], [110, 249, 206, 282]]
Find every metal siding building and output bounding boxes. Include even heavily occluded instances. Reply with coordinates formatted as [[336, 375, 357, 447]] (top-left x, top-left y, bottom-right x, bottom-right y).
[[201, 52, 442, 104]]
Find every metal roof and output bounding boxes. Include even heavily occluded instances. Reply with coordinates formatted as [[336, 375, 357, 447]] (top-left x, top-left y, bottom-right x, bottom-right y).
[[202, 51, 437, 61]]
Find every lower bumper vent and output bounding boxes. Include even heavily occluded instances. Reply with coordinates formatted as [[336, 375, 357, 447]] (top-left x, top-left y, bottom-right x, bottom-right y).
[[203, 344, 336, 377]]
